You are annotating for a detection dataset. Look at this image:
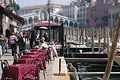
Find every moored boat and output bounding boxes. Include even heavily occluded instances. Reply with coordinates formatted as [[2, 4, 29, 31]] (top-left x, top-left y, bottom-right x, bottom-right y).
[[114, 48, 120, 65]]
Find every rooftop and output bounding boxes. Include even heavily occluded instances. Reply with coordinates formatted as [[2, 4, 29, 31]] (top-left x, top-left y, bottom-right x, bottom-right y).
[[20, 3, 68, 10]]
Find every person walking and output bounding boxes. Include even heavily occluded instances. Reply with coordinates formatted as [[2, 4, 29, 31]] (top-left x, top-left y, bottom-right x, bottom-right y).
[[10, 32, 18, 56], [29, 31, 35, 49], [35, 30, 40, 45], [5, 29, 11, 48], [18, 33, 26, 52], [0, 34, 7, 56], [43, 32, 49, 42], [17, 32, 23, 53]]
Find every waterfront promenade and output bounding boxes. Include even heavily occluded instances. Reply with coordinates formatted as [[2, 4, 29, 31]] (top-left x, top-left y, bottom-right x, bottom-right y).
[[0, 48, 70, 80]]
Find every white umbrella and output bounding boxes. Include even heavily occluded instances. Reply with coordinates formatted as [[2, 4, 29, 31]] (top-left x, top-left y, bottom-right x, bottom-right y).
[[39, 26, 48, 30]]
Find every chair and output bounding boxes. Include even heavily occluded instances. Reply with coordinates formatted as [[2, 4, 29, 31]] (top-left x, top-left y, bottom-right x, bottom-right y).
[[37, 54, 45, 58], [29, 48, 32, 52], [4, 60, 9, 66], [13, 54, 18, 64], [26, 61, 42, 80], [31, 59, 46, 79], [18, 50, 26, 58], [1, 60, 15, 80], [40, 50, 50, 64]]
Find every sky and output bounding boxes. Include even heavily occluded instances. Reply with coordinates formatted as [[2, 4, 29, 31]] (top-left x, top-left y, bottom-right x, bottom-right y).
[[17, 0, 72, 8]]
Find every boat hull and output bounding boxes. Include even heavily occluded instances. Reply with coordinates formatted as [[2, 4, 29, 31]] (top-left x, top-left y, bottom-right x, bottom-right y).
[[114, 56, 120, 65]]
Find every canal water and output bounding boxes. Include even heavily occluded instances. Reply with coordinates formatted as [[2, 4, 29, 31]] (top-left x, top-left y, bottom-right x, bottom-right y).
[[68, 62, 120, 80]]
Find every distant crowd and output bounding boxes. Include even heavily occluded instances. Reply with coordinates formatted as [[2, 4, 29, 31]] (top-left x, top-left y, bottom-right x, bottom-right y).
[[0, 29, 49, 57]]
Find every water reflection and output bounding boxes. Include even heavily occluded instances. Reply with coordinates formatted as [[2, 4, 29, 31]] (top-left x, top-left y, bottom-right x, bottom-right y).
[[68, 62, 120, 80]]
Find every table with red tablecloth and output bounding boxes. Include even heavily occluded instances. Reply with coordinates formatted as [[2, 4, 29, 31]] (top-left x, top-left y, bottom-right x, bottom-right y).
[[39, 50, 51, 59], [21, 54, 41, 58], [25, 52, 44, 55], [17, 57, 46, 70], [31, 49, 51, 59], [1, 64, 40, 80]]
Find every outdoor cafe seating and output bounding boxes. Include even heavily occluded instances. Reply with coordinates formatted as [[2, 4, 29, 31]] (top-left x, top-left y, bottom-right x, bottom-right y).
[[1, 48, 51, 80], [1, 59, 41, 80]]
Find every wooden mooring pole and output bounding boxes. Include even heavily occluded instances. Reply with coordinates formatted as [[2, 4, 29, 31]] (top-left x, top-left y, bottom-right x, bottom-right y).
[[107, 27, 110, 55], [82, 28, 85, 45], [102, 16, 120, 80], [99, 27, 101, 54], [68, 63, 82, 80], [92, 28, 94, 53], [86, 28, 88, 46], [103, 27, 107, 50]]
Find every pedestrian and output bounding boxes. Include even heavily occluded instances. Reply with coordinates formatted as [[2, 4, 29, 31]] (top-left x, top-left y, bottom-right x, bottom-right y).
[[17, 32, 23, 53], [15, 31, 20, 38], [43, 32, 49, 42], [0, 34, 7, 56], [29, 31, 34, 49], [10, 32, 18, 56], [5, 29, 11, 48], [18, 33, 26, 52], [38, 37, 48, 49], [35, 30, 40, 45]]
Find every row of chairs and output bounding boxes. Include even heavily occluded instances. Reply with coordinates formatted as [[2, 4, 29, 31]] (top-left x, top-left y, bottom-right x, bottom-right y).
[[0, 59, 42, 80]]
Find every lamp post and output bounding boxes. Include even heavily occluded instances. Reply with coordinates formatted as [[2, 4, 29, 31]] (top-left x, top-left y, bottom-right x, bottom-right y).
[[47, 0, 51, 42]]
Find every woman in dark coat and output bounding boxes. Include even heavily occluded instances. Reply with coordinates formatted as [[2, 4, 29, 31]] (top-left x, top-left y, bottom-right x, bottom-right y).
[[18, 33, 26, 52]]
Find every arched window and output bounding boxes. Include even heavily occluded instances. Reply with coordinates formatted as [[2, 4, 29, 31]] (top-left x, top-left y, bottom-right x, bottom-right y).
[[40, 10, 48, 21], [74, 23, 78, 27], [69, 21, 73, 27], [64, 20, 68, 26], [60, 19, 63, 24], [34, 16, 38, 22], [25, 18, 27, 25], [55, 17, 58, 23], [28, 17, 33, 24], [50, 16, 53, 22]]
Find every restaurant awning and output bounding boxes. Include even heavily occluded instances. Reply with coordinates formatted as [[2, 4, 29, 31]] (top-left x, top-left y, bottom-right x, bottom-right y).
[[0, 5, 24, 25], [34, 22, 60, 30]]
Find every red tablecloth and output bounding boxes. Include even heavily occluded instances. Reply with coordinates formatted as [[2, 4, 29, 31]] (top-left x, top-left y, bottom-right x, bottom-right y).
[[32, 49, 51, 59], [21, 54, 40, 58], [32, 49, 39, 52], [1, 64, 40, 80], [25, 52, 43, 55], [17, 57, 46, 70], [40, 50, 51, 59]]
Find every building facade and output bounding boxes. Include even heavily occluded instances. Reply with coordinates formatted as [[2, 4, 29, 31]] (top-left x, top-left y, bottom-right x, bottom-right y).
[[108, 4, 120, 27], [62, 5, 78, 20], [0, 0, 23, 34], [61, 0, 90, 27], [20, 8, 79, 30], [87, 0, 113, 27]]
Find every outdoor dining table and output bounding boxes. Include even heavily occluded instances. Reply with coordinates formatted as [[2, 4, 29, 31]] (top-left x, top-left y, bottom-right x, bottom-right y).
[[32, 49, 51, 59], [17, 57, 46, 70], [1, 64, 40, 80], [21, 54, 42, 58], [25, 52, 43, 55]]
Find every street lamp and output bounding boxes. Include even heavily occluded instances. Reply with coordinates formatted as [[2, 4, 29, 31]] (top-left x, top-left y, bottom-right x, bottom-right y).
[[47, 0, 51, 42]]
